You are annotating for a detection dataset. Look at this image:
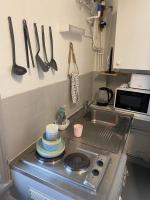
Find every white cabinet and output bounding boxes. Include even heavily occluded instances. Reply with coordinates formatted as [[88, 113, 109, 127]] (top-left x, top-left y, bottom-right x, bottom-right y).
[[108, 154, 127, 200], [127, 129, 150, 162], [11, 170, 74, 200], [114, 0, 150, 70]]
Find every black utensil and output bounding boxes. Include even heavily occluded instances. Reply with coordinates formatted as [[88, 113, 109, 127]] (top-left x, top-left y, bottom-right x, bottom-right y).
[[8, 16, 27, 76], [23, 20, 30, 68], [49, 26, 58, 71], [34, 23, 49, 72], [23, 20, 35, 68], [105, 47, 115, 74], [41, 25, 50, 68]]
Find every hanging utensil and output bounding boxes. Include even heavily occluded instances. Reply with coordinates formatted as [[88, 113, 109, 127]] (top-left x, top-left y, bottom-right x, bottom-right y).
[[23, 20, 30, 68], [8, 16, 27, 76], [34, 23, 49, 72], [23, 19, 35, 69], [41, 25, 50, 69], [49, 26, 58, 71], [105, 47, 115, 74]]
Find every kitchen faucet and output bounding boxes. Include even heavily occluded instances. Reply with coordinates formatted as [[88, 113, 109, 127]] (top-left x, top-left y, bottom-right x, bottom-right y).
[[83, 100, 94, 113]]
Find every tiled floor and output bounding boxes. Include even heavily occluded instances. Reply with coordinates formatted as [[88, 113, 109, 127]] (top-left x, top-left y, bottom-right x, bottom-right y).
[[122, 162, 150, 200]]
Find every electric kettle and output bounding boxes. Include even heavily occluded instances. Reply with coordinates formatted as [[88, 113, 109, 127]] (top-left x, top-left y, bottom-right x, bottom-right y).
[[96, 87, 113, 106]]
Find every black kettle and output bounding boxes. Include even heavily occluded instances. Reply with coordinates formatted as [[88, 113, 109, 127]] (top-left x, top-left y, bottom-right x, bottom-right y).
[[96, 87, 113, 106]]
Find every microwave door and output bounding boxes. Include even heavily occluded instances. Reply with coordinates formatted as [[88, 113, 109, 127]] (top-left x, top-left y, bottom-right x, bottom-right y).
[[115, 90, 150, 114]]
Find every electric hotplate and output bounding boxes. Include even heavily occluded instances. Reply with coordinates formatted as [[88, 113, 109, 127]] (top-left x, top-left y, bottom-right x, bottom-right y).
[[21, 139, 110, 191]]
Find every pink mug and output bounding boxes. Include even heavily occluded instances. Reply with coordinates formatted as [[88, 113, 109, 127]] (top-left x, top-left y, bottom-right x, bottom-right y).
[[74, 124, 83, 138]]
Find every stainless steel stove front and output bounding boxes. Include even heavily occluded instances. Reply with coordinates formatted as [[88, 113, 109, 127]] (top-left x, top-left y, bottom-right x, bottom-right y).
[[20, 139, 110, 191]]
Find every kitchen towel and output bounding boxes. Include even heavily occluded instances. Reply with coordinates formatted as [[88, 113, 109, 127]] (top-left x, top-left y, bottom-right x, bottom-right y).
[[68, 42, 80, 104]]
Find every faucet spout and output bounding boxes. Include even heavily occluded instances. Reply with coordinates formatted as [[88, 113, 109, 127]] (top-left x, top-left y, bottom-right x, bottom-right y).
[[83, 100, 94, 113]]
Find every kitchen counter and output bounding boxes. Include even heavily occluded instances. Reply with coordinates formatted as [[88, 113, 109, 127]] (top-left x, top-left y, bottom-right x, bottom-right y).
[[10, 107, 132, 200]]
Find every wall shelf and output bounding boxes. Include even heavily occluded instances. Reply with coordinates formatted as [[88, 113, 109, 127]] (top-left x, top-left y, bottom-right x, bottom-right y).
[[95, 71, 128, 76], [84, 32, 92, 39], [59, 24, 85, 36]]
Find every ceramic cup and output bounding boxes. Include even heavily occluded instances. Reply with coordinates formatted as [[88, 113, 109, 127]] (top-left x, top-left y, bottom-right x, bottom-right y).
[[74, 124, 83, 138], [45, 124, 59, 141]]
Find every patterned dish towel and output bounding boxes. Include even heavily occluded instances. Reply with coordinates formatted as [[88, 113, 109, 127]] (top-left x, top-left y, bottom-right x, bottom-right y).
[[68, 42, 80, 104], [71, 72, 80, 104]]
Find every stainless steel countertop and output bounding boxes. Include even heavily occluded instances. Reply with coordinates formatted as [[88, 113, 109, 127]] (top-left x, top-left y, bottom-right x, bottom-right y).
[[10, 107, 131, 200]]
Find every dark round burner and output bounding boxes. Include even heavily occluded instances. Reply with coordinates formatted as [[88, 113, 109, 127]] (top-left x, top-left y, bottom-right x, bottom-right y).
[[64, 153, 90, 171], [35, 151, 65, 163]]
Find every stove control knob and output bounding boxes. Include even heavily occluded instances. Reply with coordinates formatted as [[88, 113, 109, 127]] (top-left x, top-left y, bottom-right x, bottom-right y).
[[92, 169, 99, 176], [97, 160, 103, 167]]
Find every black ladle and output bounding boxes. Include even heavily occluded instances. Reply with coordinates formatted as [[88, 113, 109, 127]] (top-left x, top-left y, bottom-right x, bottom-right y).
[[8, 17, 27, 76], [34, 23, 49, 72], [49, 26, 58, 71], [41, 25, 50, 69]]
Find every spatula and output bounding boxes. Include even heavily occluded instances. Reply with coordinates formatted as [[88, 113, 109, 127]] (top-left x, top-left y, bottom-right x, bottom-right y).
[[49, 26, 58, 71], [41, 25, 50, 69], [34, 23, 49, 72]]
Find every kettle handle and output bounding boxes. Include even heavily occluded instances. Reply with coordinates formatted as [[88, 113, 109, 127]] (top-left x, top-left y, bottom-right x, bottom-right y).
[[108, 88, 113, 103]]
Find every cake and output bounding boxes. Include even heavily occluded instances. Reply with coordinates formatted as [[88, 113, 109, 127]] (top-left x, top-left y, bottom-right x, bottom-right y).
[[36, 124, 65, 158]]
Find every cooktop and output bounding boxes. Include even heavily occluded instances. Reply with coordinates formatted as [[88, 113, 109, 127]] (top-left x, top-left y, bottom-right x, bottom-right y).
[[21, 139, 110, 192]]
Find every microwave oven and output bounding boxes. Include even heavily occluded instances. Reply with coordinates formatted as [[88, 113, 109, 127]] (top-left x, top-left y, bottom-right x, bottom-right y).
[[114, 87, 150, 116]]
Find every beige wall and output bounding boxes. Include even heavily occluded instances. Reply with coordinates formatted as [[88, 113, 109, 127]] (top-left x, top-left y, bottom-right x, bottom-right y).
[[0, 0, 121, 161], [0, 0, 94, 98]]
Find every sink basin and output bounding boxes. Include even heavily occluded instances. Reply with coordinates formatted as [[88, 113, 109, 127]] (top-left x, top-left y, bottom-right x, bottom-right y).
[[78, 108, 133, 153], [84, 109, 119, 126], [84, 108, 132, 134]]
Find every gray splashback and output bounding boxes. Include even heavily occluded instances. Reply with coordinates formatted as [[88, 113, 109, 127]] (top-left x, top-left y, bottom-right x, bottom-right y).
[[1, 71, 131, 161], [1, 72, 93, 161], [92, 71, 131, 102], [106, 73, 131, 91]]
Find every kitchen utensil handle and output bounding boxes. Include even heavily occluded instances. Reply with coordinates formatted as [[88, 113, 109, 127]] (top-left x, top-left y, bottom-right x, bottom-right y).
[[24, 20, 35, 68], [34, 23, 40, 53], [108, 47, 113, 73], [8, 16, 16, 65], [68, 42, 79, 75], [68, 43, 72, 65], [71, 44, 77, 65], [70, 43, 79, 74], [23, 20, 30, 68], [68, 43, 72, 75], [49, 26, 54, 59], [41, 25, 48, 62]]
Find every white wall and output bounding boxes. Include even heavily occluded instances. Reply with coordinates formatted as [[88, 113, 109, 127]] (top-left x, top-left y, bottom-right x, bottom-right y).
[[0, 0, 94, 99], [103, 0, 118, 68]]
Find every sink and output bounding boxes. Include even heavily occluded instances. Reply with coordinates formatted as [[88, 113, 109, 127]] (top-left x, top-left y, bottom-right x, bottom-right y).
[[84, 109, 132, 134], [77, 108, 133, 153], [84, 109, 119, 126]]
